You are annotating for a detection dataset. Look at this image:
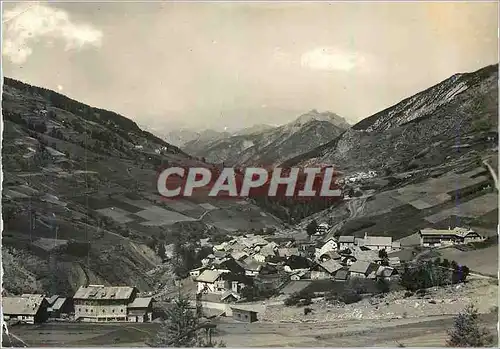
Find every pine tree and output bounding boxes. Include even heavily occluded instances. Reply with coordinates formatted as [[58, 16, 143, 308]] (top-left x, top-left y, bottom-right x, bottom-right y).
[[150, 294, 225, 347], [446, 304, 494, 347]]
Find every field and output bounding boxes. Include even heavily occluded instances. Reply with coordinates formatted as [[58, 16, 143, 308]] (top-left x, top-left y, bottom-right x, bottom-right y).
[[438, 244, 499, 277], [5, 313, 497, 347]]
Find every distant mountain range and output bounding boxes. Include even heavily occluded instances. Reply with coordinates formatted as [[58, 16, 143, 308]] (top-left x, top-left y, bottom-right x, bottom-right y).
[[182, 110, 350, 166]]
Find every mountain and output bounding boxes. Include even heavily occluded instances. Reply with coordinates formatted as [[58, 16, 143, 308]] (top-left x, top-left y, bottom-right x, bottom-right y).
[[234, 124, 276, 136], [1, 78, 283, 296], [285, 64, 498, 173], [161, 128, 231, 147], [183, 110, 350, 166], [281, 64, 498, 239]]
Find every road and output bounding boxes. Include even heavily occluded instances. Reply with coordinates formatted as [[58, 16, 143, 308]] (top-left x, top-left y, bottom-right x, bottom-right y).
[[482, 159, 498, 191]]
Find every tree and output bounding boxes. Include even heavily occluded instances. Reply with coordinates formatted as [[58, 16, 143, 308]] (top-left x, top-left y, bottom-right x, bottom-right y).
[[376, 278, 390, 294], [378, 249, 389, 266], [306, 220, 318, 236], [446, 304, 494, 347], [150, 294, 225, 347], [157, 243, 166, 259]]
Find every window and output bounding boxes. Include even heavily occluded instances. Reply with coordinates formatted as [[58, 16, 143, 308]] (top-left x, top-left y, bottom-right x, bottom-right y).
[[85, 309, 88, 312], [78, 308, 81, 312], [112, 309, 115, 313], [91, 309, 93, 313], [120, 309, 123, 312], [102, 310, 105, 313]]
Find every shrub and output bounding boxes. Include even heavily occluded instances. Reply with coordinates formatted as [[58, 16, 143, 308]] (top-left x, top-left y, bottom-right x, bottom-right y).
[[446, 304, 494, 347]]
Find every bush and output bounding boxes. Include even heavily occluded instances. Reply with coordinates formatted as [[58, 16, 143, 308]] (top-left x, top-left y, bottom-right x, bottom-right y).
[[447, 304, 494, 347]]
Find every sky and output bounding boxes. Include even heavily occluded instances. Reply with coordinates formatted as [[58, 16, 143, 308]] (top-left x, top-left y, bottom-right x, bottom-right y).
[[2, 1, 498, 132]]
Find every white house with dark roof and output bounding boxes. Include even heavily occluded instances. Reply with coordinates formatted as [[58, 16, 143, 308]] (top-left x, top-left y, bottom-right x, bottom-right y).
[[127, 297, 153, 323], [360, 233, 393, 251], [338, 236, 355, 250], [348, 261, 379, 278]]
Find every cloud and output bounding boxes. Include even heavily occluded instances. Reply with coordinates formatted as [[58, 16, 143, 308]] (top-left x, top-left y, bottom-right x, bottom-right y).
[[2, 2, 103, 64], [300, 47, 365, 72]]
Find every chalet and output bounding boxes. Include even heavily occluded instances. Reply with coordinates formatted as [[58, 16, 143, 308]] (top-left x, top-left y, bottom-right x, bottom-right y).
[[419, 227, 484, 247], [2, 294, 49, 324], [230, 251, 249, 262], [196, 270, 226, 294], [241, 260, 264, 277], [231, 307, 258, 323], [338, 236, 355, 250], [127, 297, 153, 323], [73, 285, 137, 322], [349, 261, 379, 279], [360, 233, 393, 251]]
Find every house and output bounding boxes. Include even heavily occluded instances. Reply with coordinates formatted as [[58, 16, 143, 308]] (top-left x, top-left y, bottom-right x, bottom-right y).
[[231, 307, 258, 323], [220, 290, 241, 303], [419, 227, 484, 247], [73, 285, 137, 322], [317, 238, 338, 257], [2, 294, 49, 324], [338, 236, 355, 250], [127, 297, 153, 323], [311, 260, 343, 280], [349, 261, 379, 278], [196, 270, 226, 294], [45, 296, 72, 318], [212, 258, 246, 275], [360, 233, 393, 251], [316, 222, 331, 235], [388, 256, 401, 267], [241, 260, 264, 277], [391, 241, 401, 250]]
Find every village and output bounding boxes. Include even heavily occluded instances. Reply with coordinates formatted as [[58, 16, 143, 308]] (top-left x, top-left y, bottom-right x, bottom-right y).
[[2, 222, 489, 330]]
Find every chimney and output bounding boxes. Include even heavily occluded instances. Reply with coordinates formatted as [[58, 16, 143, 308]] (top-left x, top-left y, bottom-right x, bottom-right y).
[[231, 281, 238, 293], [364, 232, 368, 239]]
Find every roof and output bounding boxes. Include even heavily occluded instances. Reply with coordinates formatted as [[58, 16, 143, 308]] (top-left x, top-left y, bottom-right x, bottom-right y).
[[319, 250, 341, 260], [319, 260, 343, 274], [221, 290, 241, 301], [51, 297, 67, 311], [349, 261, 377, 275], [2, 295, 46, 315], [364, 236, 392, 247], [128, 309, 149, 316], [391, 241, 401, 249], [45, 295, 59, 306], [280, 280, 312, 295], [128, 297, 153, 309], [196, 270, 224, 283], [420, 227, 477, 238], [338, 236, 355, 243], [354, 250, 379, 262], [73, 285, 135, 300], [231, 251, 248, 261], [230, 306, 258, 314]]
